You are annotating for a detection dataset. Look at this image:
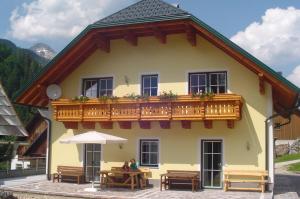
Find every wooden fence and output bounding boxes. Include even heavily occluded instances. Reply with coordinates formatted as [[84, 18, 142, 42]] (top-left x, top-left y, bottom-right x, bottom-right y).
[[274, 115, 300, 140]]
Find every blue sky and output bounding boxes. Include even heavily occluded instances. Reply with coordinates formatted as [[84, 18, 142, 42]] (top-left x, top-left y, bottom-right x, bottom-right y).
[[1, 0, 300, 86]]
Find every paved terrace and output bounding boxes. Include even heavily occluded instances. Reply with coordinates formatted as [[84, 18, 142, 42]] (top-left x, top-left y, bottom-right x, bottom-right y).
[[0, 180, 272, 199]]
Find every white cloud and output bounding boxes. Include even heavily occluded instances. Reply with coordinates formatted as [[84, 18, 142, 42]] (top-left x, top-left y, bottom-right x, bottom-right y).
[[231, 7, 300, 75], [287, 65, 300, 87], [9, 0, 134, 41]]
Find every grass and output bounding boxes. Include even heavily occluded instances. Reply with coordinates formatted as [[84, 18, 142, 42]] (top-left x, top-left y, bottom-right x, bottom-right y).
[[275, 153, 300, 163], [0, 161, 9, 171], [288, 162, 300, 172]]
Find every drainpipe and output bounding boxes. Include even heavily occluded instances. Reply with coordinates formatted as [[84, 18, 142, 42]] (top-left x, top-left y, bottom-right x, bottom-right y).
[[38, 110, 52, 181], [265, 94, 300, 191]]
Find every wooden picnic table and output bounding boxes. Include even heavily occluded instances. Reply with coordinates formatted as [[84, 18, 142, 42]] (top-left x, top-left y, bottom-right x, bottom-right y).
[[160, 171, 200, 192], [100, 169, 150, 190]]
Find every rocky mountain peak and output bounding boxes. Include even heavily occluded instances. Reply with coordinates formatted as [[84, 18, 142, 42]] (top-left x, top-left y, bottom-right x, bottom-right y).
[[30, 43, 56, 60]]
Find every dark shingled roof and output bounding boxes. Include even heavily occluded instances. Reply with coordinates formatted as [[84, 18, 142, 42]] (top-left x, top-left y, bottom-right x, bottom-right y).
[[94, 0, 190, 25]]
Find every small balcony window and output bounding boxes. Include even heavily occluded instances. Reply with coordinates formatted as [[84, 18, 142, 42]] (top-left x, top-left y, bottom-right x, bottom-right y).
[[189, 72, 227, 94], [142, 75, 158, 96], [82, 77, 113, 98]]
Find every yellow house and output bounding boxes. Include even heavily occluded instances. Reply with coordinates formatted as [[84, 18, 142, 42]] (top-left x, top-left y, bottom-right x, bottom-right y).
[[16, 0, 300, 190]]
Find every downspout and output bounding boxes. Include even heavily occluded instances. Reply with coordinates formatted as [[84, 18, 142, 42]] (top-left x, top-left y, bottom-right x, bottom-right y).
[[265, 93, 300, 190], [42, 116, 52, 181], [30, 108, 52, 180]]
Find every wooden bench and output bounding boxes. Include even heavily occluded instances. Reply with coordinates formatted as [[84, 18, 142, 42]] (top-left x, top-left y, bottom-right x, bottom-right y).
[[224, 170, 268, 192], [53, 166, 84, 184], [161, 170, 200, 192]]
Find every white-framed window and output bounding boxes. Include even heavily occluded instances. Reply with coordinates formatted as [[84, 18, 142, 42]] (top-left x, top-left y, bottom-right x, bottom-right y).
[[82, 77, 113, 98], [139, 139, 159, 167], [141, 75, 158, 96], [189, 72, 227, 94]]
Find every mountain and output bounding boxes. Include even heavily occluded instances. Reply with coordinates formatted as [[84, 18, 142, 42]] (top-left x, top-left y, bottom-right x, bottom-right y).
[[0, 39, 43, 124], [30, 43, 56, 61]]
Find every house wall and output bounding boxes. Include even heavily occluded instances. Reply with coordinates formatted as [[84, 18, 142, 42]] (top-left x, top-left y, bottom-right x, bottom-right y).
[[50, 34, 271, 179]]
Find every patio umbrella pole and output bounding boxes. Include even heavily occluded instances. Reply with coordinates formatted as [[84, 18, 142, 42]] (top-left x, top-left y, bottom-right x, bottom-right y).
[[84, 159, 98, 192], [59, 131, 128, 192]]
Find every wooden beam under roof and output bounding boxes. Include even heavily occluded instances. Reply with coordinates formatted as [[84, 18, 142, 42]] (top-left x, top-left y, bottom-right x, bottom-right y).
[[93, 33, 110, 53], [124, 31, 138, 46], [152, 27, 166, 44], [186, 24, 196, 46], [258, 73, 265, 95]]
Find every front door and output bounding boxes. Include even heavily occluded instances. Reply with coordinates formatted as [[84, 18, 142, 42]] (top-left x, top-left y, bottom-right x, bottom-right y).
[[85, 144, 101, 182], [202, 140, 222, 188]]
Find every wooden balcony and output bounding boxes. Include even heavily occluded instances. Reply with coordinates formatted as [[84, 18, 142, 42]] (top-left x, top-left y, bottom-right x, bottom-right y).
[[51, 94, 243, 129]]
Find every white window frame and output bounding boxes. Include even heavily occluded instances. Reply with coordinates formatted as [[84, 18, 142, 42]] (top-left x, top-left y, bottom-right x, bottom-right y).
[[139, 139, 159, 167], [141, 74, 158, 96], [82, 77, 113, 97], [188, 71, 227, 94]]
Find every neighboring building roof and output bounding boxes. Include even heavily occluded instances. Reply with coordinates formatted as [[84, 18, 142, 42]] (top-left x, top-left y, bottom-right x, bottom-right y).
[[15, 0, 300, 115], [23, 129, 47, 157], [95, 0, 189, 25], [0, 84, 27, 136]]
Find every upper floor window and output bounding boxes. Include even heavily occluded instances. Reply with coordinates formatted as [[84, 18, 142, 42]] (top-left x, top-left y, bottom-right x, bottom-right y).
[[142, 75, 158, 96], [82, 77, 113, 98], [189, 72, 227, 94]]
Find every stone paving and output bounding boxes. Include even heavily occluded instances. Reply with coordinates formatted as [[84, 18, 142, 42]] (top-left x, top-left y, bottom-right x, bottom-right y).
[[0, 180, 272, 199]]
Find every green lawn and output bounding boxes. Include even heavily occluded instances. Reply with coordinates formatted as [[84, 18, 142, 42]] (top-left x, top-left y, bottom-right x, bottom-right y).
[[275, 153, 300, 163], [0, 161, 9, 170], [288, 162, 300, 172]]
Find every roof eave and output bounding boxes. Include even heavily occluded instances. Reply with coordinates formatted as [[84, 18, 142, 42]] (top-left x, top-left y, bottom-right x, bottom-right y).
[[188, 15, 300, 94]]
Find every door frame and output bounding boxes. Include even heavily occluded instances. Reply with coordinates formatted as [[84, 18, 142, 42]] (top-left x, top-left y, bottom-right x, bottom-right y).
[[200, 139, 224, 189], [84, 144, 102, 182]]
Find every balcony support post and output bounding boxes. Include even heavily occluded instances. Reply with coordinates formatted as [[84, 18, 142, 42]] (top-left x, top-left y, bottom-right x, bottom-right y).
[[204, 120, 213, 129], [159, 121, 170, 129], [82, 122, 96, 129], [227, 120, 234, 129], [181, 120, 191, 129], [99, 121, 113, 129], [63, 122, 78, 129], [139, 121, 151, 129], [118, 121, 132, 129]]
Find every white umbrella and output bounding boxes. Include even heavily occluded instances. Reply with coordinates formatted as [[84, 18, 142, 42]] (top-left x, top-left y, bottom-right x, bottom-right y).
[[59, 131, 127, 192], [60, 131, 127, 144]]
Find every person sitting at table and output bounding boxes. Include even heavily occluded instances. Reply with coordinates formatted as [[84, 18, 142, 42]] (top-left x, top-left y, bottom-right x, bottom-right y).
[[130, 159, 145, 188], [122, 161, 130, 171], [130, 159, 138, 170], [122, 161, 130, 181]]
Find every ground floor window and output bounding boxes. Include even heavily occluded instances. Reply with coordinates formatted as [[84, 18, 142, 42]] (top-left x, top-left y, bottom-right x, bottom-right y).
[[139, 139, 159, 167]]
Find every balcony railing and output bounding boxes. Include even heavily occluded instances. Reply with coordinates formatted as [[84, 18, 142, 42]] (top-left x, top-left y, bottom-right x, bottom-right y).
[[52, 94, 243, 123]]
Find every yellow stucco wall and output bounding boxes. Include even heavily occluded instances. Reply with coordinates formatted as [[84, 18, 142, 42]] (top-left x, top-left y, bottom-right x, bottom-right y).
[[50, 34, 271, 179]]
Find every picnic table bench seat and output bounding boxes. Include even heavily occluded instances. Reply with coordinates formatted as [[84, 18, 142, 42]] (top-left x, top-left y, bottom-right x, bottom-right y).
[[53, 166, 84, 184], [223, 170, 268, 193], [160, 170, 200, 192]]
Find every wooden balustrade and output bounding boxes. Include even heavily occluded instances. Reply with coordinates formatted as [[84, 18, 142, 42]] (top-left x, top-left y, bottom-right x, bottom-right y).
[[52, 94, 243, 129]]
